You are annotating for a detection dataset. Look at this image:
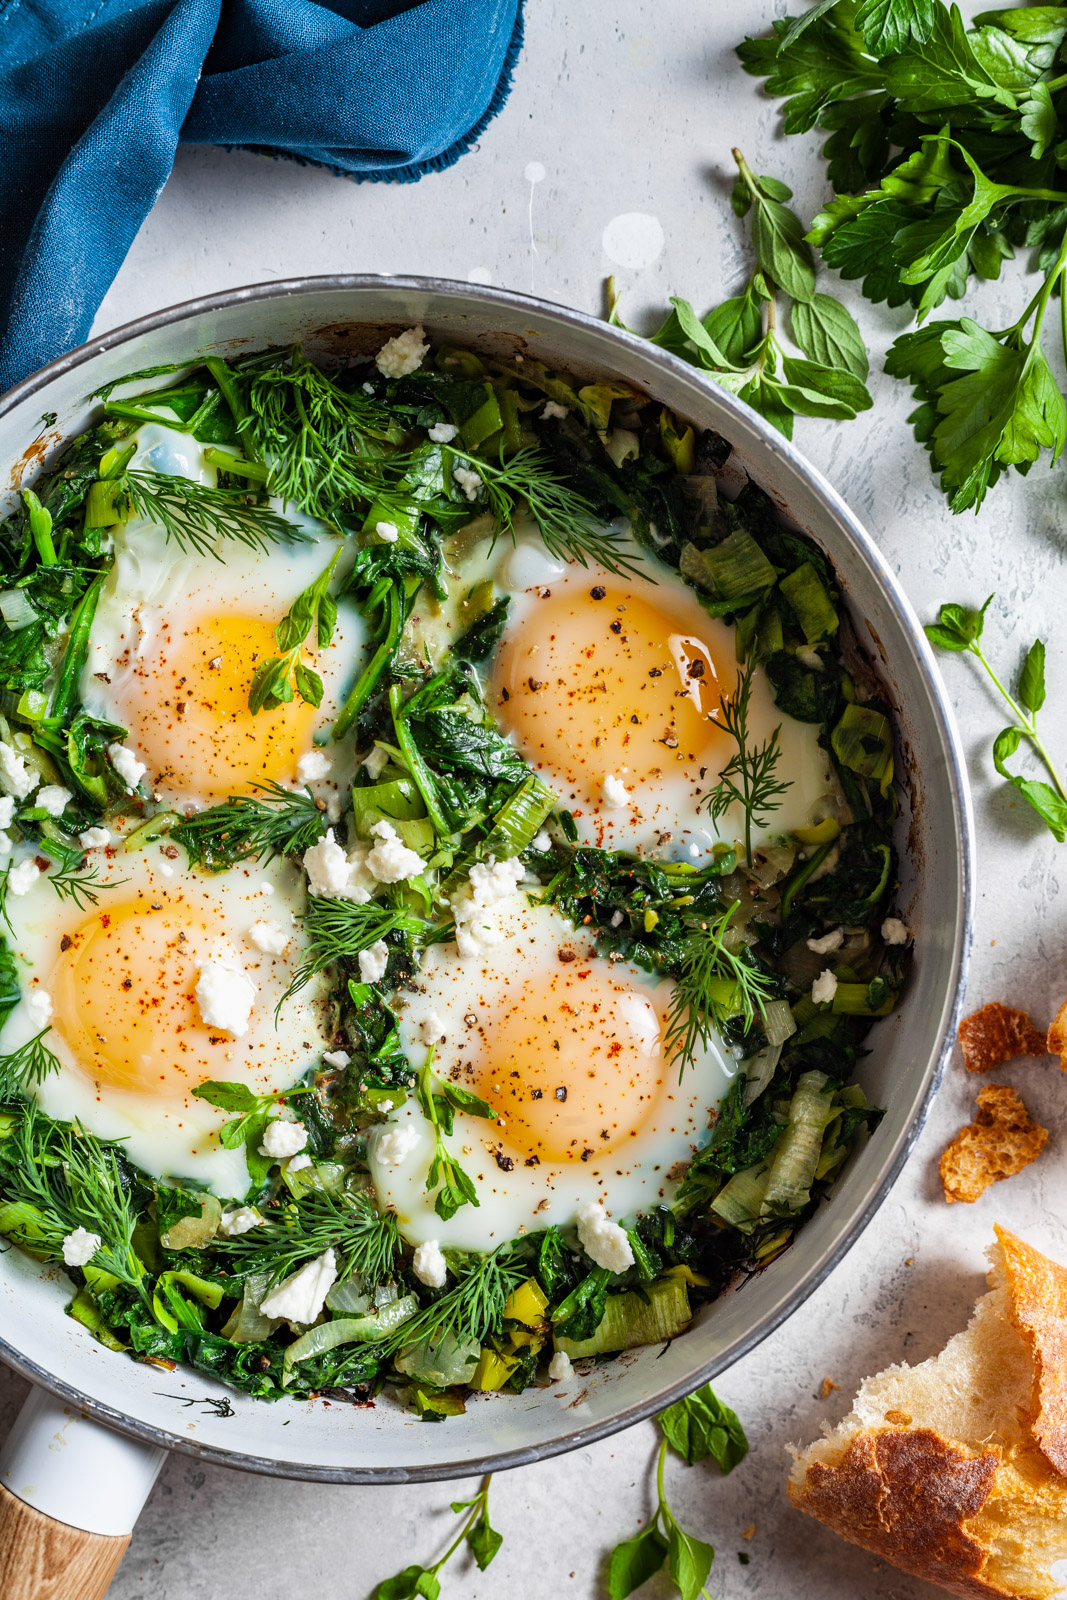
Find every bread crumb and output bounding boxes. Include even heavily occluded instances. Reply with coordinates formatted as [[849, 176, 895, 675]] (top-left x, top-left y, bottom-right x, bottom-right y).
[[957, 1001, 1048, 1073], [883, 1409, 912, 1426], [742, 1523, 756, 1540], [820, 1377, 840, 1399], [939, 1083, 1048, 1203], [1048, 997, 1067, 1070]]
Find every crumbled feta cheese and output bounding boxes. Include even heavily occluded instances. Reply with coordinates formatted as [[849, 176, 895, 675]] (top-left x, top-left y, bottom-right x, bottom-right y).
[[260, 1247, 337, 1324], [0, 741, 37, 800], [366, 819, 424, 884], [35, 785, 72, 818], [453, 465, 482, 502], [323, 1049, 351, 1069], [610, 910, 624, 928], [358, 938, 390, 984], [419, 1011, 447, 1045], [363, 744, 389, 780], [247, 919, 290, 956], [362, 382, 375, 395], [452, 856, 527, 958], [428, 421, 458, 443], [576, 1201, 634, 1274], [302, 829, 374, 902], [541, 401, 569, 421], [375, 325, 429, 378], [532, 829, 552, 852], [108, 742, 146, 793], [79, 826, 110, 849], [376, 1122, 420, 1165], [412, 1239, 448, 1289], [25, 988, 52, 1029], [194, 945, 257, 1037], [259, 1118, 308, 1159], [602, 773, 628, 808], [796, 646, 824, 671], [297, 748, 331, 783], [218, 1206, 264, 1237], [8, 859, 40, 897], [812, 969, 839, 1005], [375, 520, 399, 543], [881, 917, 910, 946], [806, 927, 844, 955], [286, 1152, 313, 1173], [0, 796, 14, 830], [61, 1227, 101, 1268], [548, 1350, 574, 1382]]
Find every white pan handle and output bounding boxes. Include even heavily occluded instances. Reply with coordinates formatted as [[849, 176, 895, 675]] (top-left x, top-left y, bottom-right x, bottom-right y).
[[0, 1386, 165, 1600]]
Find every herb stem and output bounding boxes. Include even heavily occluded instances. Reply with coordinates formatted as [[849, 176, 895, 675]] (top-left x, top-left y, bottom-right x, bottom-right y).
[[205, 358, 251, 442], [971, 643, 1067, 803]]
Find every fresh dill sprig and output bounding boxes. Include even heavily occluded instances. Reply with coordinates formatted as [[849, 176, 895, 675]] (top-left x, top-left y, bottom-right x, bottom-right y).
[[702, 661, 790, 863], [122, 470, 306, 560], [416, 1048, 495, 1222], [213, 1189, 400, 1290], [283, 897, 429, 1003], [0, 1027, 61, 1099], [171, 782, 327, 872], [248, 550, 339, 714], [391, 1240, 528, 1354], [665, 901, 778, 1081], [0, 1101, 147, 1295], [452, 446, 645, 578], [47, 861, 112, 910]]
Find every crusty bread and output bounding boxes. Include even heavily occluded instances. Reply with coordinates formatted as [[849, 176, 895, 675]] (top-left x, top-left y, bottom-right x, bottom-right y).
[[788, 1227, 1067, 1599], [939, 1084, 1049, 1204], [1048, 1000, 1067, 1071], [958, 1003, 1049, 1074]]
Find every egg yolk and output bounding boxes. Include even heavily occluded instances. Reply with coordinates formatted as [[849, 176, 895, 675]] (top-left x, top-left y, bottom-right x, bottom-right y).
[[491, 581, 737, 812], [463, 960, 674, 1165], [48, 898, 269, 1096], [108, 610, 319, 797]]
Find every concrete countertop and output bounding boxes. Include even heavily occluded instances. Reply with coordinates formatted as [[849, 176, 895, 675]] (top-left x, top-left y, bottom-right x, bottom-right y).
[[2, 2, 1064, 1595]]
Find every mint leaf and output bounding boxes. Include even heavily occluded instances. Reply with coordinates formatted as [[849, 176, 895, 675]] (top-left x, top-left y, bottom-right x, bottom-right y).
[[466, 1507, 503, 1571], [993, 727, 1067, 841], [854, 0, 935, 56], [1018, 640, 1046, 715], [924, 597, 990, 651], [658, 1382, 750, 1472], [191, 1080, 259, 1113], [750, 186, 817, 302], [667, 1525, 714, 1600], [779, 355, 873, 414], [790, 293, 869, 378], [703, 291, 764, 367], [608, 1526, 668, 1599], [375, 1567, 440, 1600]]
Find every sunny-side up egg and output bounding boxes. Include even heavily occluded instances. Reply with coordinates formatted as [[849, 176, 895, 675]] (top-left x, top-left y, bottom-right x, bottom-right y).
[[368, 898, 734, 1251], [78, 422, 364, 809], [0, 837, 328, 1192], [488, 540, 833, 859]]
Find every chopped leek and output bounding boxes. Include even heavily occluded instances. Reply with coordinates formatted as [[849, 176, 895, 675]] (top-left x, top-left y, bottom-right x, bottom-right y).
[[159, 1194, 221, 1250], [761, 1070, 836, 1215], [554, 1276, 691, 1359], [780, 563, 838, 643], [480, 775, 554, 859], [0, 589, 37, 631], [831, 703, 894, 795], [703, 527, 778, 602], [282, 1293, 418, 1378], [709, 1163, 770, 1232]]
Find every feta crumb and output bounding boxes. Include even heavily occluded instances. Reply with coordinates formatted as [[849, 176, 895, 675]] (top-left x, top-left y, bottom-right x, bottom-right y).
[[375, 520, 399, 543], [812, 969, 839, 1005], [576, 1201, 634, 1274], [8, 859, 41, 897], [419, 1011, 447, 1045], [548, 1350, 574, 1382], [0, 796, 14, 830], [194, 945, 257, 1037], [25, 988, 52, 1029], [247, 919, 290, 956], [79, 826, 110, 849], [286, 1152, 313, 1173], [108, 742, 146, 793], [452, 856, 527, 958], [428, 421, 458, 443], [366, 819, 424, 884], [61, 1227, 101, 1268], [376, 1122, 420, 1165], [453, 464, 482, 502], [260, 1247, 338, 1324], [323, 1049, 351, 1069], [796, 646, 824, 671], [259, 1119, 308, 1159], [358, 938, 390, 984], [541, 401, 569, 421], [0, 741, 37, 800], [532, 829, 552, 851], [302, 829, 373, 902], [218, 1206, 264, 1237], [35, 785, 72, 818], [806, 927, 844, 955], [602, 773, 628, 808], [412, 1239, 448, 1289], [610, 910, 624, 928], [375, 325, 429, 378], [363, 744, 389, 780], [297, 748, 331, 784], [362, 382, 375, 395], [881, 916, 910, 946]]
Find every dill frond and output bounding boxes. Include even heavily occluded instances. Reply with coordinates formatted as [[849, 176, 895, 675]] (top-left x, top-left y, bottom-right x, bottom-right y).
[[664, 901, 778, 1080], [0, 1027, 61, 1099], [123, 471, 306, 560], [47, 862, 114, 910], [391, 1242, 528, 1353], [213, 1189, 400, 1289], [170, 782, 327, 872], [283, 898, 428, 1003], [702, 661, 791, 863]]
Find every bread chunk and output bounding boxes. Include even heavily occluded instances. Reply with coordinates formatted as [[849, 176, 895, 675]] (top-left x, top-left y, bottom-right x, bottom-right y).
[[940, 1084, 1048, 1204], [788, 1228, 1067, 1598], [1048, 999, 1067, 1071], [959, 1003, 1049, 1074]]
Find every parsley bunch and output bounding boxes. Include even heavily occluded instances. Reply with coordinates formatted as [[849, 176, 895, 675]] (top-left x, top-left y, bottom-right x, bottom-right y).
[[741, 1, 1067, 512]]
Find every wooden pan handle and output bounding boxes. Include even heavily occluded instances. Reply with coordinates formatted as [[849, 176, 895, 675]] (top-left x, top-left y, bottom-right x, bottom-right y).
[[0, 1481, 129, 1600]]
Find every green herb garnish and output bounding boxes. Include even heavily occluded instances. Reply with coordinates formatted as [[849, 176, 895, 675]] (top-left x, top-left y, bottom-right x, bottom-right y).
[[171, 781, 327, 872], [372, 1477, 501, 1599], [0, 1027, 61, 1098], [703, 660, 790, 862], [212, 1187, 399, 1291], [665, 902, 778, 1079], [248, 549, 340, 714], [416, 1049, 495, 1221], [122, 471, 305, 558]]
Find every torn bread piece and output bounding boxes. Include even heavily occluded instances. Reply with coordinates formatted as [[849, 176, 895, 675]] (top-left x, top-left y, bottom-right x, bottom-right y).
[[1048, 1000, 1067, 1071], [959, 1002, 1049, 1074], [788, 1226, 1067, 1599], [940, 1084, 1048, 1204]]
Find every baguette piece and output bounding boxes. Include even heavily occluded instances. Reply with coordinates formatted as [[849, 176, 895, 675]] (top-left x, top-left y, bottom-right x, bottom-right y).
[[788, 1227, 1067, 1599]]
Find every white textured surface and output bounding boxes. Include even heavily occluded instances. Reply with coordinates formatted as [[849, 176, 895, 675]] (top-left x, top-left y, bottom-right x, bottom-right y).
[[3, 1, 1066, 1595]]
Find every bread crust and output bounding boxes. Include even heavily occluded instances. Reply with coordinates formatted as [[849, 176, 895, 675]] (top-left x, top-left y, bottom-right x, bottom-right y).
[[996, 1225, 1067, 1477], [939, 1084, 1048, 1203], [1048, 999, 1067, 1071], [958, 1003, 1049, 1074]]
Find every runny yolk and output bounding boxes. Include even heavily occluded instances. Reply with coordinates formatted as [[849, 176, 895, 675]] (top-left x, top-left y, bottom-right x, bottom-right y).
[[491, 581, 737, 811], [49, 899, 254, 1095], [110, 611, 319, 797], [464, 961, 674, 1165]]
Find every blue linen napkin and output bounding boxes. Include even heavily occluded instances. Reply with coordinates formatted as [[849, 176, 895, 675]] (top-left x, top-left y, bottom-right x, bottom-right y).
[[0, 0, 523, 394]]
